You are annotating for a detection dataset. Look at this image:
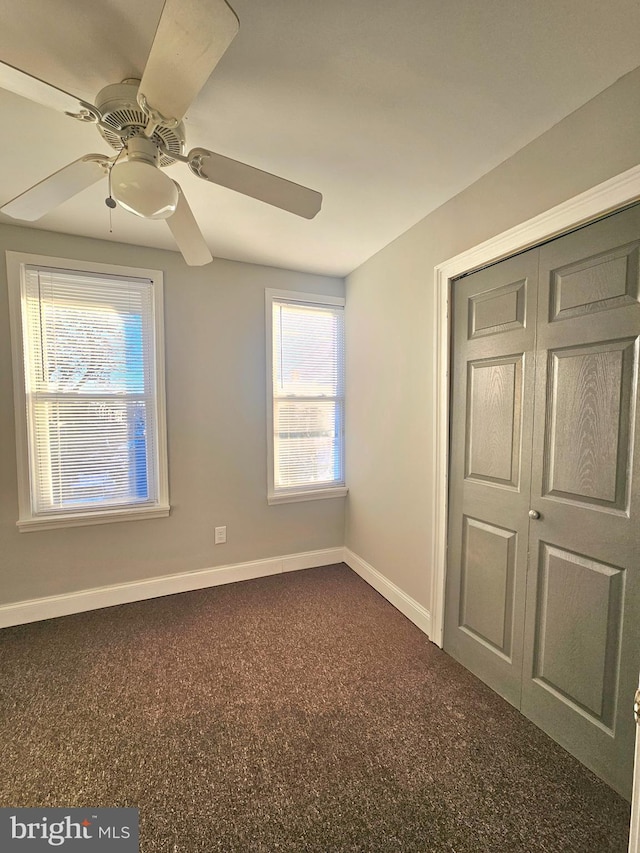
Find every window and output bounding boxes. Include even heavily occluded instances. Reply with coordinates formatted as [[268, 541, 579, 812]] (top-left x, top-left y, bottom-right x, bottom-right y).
[[266, 289, 346, 504], [7, 252, 169, 531]]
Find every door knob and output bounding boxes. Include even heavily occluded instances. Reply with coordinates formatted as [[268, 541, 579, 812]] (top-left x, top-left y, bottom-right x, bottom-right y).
[[528, 509, 540, 519]]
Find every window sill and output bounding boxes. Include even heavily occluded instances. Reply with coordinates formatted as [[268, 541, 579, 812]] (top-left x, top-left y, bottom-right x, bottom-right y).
[[17, 504, 171, 532], [268, 487, 348, 505]]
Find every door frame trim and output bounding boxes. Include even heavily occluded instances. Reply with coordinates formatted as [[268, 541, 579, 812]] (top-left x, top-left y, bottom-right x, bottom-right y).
[[430, 162, 640, 649]]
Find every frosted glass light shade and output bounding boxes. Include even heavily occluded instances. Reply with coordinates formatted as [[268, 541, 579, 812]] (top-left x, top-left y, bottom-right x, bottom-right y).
[[111, 159, 178, 220]]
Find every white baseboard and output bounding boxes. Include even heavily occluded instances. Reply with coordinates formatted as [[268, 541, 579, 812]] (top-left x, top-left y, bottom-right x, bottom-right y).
[[281, 548, 344, 573], [0, 546, 432, 638], [343, 548, 432, 639], [0, 547, 345, 629]]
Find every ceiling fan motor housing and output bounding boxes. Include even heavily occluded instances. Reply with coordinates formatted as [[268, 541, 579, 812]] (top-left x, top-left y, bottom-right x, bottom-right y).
[[95, 80, 185, 166]]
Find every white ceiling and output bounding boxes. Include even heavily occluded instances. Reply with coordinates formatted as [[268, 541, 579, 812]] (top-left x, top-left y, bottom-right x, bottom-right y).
[[1, 0, 640, 276]]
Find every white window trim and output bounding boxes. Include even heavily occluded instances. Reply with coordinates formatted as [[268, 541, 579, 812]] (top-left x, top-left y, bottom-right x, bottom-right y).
[[6, 251, 170, 531], [265, 288, 347, 505]]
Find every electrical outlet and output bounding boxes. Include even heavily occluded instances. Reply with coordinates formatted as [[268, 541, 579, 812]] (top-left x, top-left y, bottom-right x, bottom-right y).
[[214, 526, 227, 544]]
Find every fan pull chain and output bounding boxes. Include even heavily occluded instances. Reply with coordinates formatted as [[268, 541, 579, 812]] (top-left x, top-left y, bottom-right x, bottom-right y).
[[105, 145, 127, 232], [106, 166, 116, 233]]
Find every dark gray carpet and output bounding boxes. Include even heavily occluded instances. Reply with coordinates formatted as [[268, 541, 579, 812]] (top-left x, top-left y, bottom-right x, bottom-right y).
[[0, 563, 630, 852]]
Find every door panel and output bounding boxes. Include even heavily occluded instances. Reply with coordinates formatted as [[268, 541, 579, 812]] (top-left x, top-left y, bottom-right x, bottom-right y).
[[459, 516, 517, 657], [444, 249, 538, 707], [531, 543, 624, 727], [549, 240, 640, 321], [446, 204, 640, 799], [543, 340, 636, 509], [465, 355, 523, 488], [468, 278, 527, 337]]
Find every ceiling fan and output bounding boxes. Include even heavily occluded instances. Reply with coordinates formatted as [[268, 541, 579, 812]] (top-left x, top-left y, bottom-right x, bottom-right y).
[[0, 0, 322, 266]]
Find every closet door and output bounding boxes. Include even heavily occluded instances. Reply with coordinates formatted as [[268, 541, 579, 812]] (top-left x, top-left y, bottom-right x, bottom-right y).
[[444, 249, 538, 707], [521, 205, 640, 798]]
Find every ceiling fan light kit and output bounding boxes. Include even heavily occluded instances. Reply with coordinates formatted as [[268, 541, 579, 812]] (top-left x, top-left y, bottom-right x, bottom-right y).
[[111, 138, 179, 220], [0, 0, 323, 266]]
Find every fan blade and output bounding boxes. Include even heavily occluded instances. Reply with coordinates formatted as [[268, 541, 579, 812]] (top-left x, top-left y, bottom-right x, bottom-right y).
[[0, 60, 97, 119], [188, 148, 322, 219], [139, 0, 239, 122], [0, 155, 110, 221], [166, 183, 213, 266]]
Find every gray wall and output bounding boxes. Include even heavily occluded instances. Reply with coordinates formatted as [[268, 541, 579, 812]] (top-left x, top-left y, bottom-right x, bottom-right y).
[[345, 65, 640, 610], [0, 225, 345, 605], [4, 64, 640, 615]]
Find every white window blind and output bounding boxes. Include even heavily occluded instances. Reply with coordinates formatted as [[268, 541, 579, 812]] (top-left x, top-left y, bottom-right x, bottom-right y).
[[18, 264, 163, 521], [268, 291, 346, 502]]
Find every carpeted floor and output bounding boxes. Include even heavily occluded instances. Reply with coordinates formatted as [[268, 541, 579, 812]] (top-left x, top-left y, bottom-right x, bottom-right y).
[[0, 563, 630, 852]]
